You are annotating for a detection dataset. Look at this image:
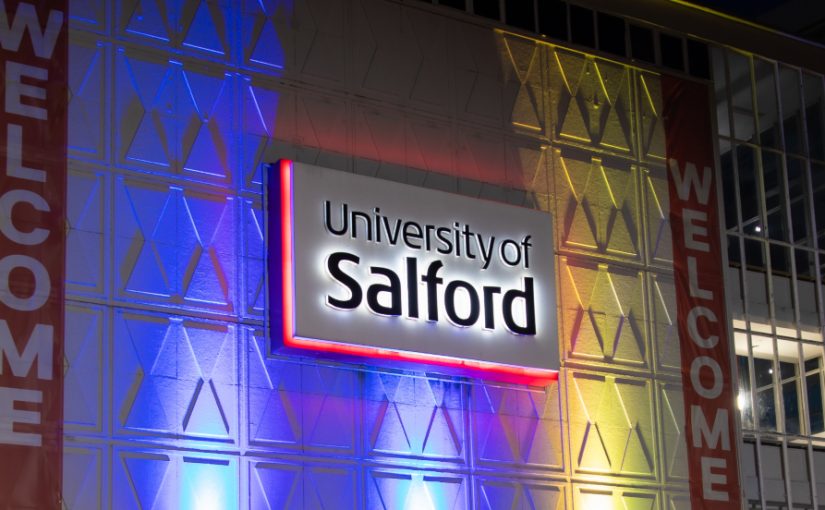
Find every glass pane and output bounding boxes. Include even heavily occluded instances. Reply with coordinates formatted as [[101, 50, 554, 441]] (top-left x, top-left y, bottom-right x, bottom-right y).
[[720, 139, 738, 231], [728, 235, 742, 267], [737, 145, 761, 233], [738, 355, 754, 429], [745, 248, 770, 319], [761, 444, 787, 505], [629, 24, 654, 63], [797, 249, 816, 280], [742, 440, 761, 504], [727, 239, 745, 318], [757, 387, 777, 431], [787, 446, 813, 506], [779, 65, 804, 155], [440, 0, 466, 10], [687, 39, 710, 79], [770, 243, 791, 276], [780, 360, 798, 380], [784, 380, 801, 434], [745, 238, 765, 271], [729, 52, 756, 143], [597, 13, 625, 56], [807, 373, 824, 434], [474, 0, 500, 20], [812, 162, 825, 249], [806, 357, 822, 373], [660, 33, 684, 71], [755, 357, 775, 388], [738, 355, 752, 390], [712, 47, 730, 137], [755, 59, 780, 148], [569, 5, 594, 47], [538, 0, 567, 40], [772, 244, 795, 327], [803, 72, 825, 161], [762, 150, 789, 242], [821, 252, 825, 287], [798, 254, 820, 331], [787, 157, 812, 246], [505, 0, 535, 31]]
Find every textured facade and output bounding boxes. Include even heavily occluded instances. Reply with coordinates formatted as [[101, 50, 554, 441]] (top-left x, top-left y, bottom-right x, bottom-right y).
[[57, 0, 825, 508]]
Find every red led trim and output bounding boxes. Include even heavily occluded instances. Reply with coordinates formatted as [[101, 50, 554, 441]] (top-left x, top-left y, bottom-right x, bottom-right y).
[[280, 159, 295, 352], [278, 159, 558, 385]]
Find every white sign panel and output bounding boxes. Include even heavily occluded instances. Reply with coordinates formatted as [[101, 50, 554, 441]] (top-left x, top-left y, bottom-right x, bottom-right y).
[[269, 160, 559, 382]]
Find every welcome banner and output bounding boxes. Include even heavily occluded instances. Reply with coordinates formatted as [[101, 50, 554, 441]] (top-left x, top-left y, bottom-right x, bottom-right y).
[[0, 1, 67, 508], [663, 76, 742, 508]]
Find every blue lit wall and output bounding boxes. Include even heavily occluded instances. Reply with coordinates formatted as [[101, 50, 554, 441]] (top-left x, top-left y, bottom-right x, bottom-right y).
[[63, 0, 688, 508]]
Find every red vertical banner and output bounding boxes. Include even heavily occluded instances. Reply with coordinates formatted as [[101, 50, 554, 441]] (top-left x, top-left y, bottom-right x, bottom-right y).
[[0, 1, 67, 508], [663, 76, 742, 508]]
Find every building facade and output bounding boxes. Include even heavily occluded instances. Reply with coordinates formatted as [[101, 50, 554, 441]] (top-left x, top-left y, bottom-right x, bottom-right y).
[[40, 0, 825, 508]]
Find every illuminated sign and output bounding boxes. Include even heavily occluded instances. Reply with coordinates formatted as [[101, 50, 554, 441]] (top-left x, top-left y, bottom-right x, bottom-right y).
[[268, 160, 559, 384]]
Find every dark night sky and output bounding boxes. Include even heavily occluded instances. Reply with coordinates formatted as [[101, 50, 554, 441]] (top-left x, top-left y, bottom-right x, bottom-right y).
[[688, 0, 824, 44]]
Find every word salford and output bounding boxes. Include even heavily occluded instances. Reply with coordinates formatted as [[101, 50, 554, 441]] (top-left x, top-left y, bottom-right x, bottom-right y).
[[324, 201, 533, 270], [326, 253, 536, 335]]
